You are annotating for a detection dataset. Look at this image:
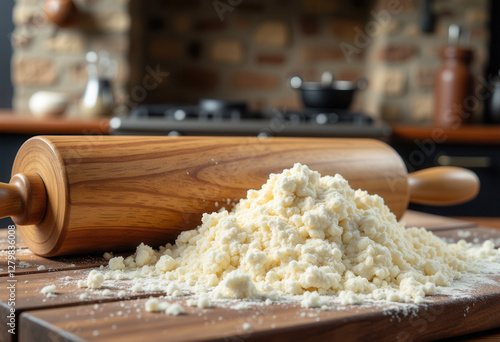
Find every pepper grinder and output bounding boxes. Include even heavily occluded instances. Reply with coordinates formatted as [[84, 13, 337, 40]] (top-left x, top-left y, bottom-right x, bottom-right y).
[[434, 25, 474, 127], [80, 51, 115, 119]]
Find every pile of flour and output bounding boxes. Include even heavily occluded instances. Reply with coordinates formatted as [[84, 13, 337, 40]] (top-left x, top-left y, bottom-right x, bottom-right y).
[[102, 163, 500, 305]]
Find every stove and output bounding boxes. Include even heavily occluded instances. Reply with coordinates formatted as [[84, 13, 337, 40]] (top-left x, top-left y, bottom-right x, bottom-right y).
[[110, 99, 391, 138]]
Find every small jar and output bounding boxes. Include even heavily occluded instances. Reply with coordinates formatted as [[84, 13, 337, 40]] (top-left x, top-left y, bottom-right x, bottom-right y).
[[434, 46, 474, 127]]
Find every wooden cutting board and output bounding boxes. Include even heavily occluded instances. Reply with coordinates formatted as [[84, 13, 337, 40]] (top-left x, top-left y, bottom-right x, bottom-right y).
[[1, 211, 500, 342]]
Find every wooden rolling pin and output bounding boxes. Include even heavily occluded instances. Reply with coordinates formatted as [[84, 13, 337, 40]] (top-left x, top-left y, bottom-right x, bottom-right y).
[[0, 136, 479, 257]]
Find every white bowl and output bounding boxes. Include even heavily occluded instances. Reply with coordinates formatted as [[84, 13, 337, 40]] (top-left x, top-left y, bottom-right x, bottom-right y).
[[29, 91, 70, 118]]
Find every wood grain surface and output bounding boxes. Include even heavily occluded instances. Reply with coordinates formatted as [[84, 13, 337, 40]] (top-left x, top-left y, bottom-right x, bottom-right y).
[[9, 136, 410, 257], [0, 212, 499, 342], [17, 278, 500, 342], [0, 112, 110, 135], [0, 249, 107, 277], [391, 125, 500, 145], [457, 218, 500, 229], [400, 210, 477, 231]]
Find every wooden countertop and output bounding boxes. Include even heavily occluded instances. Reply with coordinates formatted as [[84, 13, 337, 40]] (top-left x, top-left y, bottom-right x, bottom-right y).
[[1, 109, 500, 145], [1, 211, 500, 342], [392, 124, 500, 144], [0, 111, 110, 135]]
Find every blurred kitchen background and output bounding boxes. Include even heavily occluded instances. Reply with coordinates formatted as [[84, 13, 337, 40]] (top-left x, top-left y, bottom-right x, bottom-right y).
[[5, 0, 493, 121], [0, 0, 499, 223]]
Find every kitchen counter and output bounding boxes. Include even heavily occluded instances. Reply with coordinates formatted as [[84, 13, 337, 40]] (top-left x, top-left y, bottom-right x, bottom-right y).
[[1, 211, 499, 342], [0, 111, 110, 135], [390, 125, 500, 217], [2, 111, 499, 145], [392, 124, 500, 144]]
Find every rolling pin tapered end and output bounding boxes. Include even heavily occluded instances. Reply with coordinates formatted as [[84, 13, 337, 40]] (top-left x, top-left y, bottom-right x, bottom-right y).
[[408, 166, 480, 206]]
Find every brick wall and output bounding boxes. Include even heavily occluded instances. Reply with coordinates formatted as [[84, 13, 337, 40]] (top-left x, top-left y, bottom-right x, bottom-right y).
[[11, 0, 140, 116], [11, 0, 490, 123], [362, 0, 489, 123], [139, 0, 371, 113]]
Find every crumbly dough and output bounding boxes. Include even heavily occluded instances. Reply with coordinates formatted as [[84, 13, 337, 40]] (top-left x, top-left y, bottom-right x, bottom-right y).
[[165, 303, 185, 316], [79, 293, 90, 300], [109, 163, 500, 304], [196, 293, 211, 308], [87, 270, 105, 289], [101, 289, 112, 296], [166, 283, 183, 297], [145, 297, 163, 312], [131, 283, 143, 292], [144, 298, 185, 315], [40, 285, 56, 297], [109, 257, 125, 271], [301, 291, 327, 308]]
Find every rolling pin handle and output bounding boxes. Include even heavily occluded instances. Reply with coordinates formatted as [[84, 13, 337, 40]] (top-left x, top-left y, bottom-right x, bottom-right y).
[[0, 173, 47, 225], [408, 166, 480, 206]]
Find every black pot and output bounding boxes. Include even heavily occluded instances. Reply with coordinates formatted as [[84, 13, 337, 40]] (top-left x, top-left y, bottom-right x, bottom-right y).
[[290, 76, 367, 110]]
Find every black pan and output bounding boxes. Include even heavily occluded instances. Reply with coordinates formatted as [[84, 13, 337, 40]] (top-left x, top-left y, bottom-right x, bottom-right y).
[[290, 75, 367, 110]]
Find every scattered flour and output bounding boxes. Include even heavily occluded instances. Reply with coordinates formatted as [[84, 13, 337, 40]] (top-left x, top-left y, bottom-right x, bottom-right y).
[[301, 291, 327, 308], [101, 289, 112, 296], [98, 163, 500, 306], [131, 283, 144, 292], [166, 283, 183, 297], [231, 302, 252, 310], [188, 293, 212, 309], [144, 297, 185, 315], [145, 298, 163, 312], [40, 285, 56, 297], [165, 303, 185, 316], [79, 293, 90, 300]]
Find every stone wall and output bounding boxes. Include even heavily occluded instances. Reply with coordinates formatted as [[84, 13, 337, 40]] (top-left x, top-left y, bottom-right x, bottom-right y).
[[11, 0, 490, 123]]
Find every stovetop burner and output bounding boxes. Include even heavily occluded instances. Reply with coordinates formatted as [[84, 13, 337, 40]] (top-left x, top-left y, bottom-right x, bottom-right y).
[[112, 99, 389, 138], [129, 99, 373, 125]]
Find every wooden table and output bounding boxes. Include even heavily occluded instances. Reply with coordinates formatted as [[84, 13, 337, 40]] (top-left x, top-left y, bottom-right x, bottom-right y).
[[1, 211, 500, 342]]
